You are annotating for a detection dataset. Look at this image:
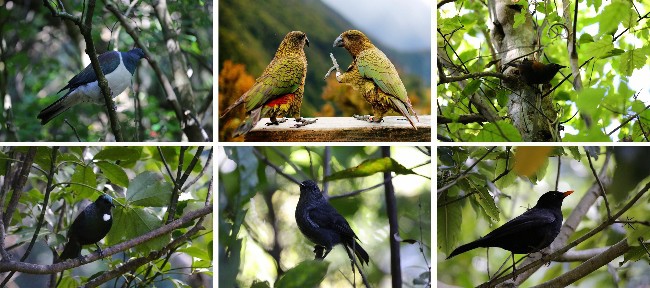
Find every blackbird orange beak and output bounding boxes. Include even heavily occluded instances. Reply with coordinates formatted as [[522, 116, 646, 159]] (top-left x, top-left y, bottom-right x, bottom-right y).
[[563, 190, 574, 198]]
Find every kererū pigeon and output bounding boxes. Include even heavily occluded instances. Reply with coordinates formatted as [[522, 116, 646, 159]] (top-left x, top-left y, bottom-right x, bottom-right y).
[[38, 48, 147, 125], [56, 194, 115, 263]]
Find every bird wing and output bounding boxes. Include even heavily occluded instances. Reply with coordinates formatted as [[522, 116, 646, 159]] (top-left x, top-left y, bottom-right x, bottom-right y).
[[60, 51, 121, 92], [67, 208, 87, 239], [482, 209, 555, 241], [356, 48, 409, 103], [307, 203, 358, 240], [243, 55, 305, 112]]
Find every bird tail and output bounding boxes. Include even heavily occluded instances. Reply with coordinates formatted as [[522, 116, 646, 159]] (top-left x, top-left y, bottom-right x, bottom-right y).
[[220, 93, 246, 118], [232, 108, 262, 137], [446, 239, 484, 259], [346, 239, 369, 266], [37, 94, 73, 125], [56, 240, 81, 263], [389, 97, 418, 129]]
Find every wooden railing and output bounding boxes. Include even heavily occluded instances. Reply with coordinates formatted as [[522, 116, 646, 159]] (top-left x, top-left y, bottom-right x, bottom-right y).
[[244, 115, 431, 142]]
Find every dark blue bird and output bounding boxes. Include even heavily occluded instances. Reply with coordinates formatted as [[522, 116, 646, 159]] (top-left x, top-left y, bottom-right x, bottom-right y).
[[38, 48, 147, 125], [295, 180, 369, 265], [57, 194, 115, 262]]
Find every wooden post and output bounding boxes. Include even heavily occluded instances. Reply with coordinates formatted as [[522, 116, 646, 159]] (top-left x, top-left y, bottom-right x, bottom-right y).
[[244, 115, 431, 142]]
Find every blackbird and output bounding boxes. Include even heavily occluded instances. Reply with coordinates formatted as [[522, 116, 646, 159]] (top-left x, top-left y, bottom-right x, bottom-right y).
[[446, 190, 573, 275], [57, 194, 115, 262], [295, 180, 369, 265], [506, 59, 566, 85]]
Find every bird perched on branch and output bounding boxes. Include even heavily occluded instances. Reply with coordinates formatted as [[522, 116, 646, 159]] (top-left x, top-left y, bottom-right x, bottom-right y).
[[56, 194, 115, 262], [38, 48, 147, 125], [295, 180, 369, 266], [325, 30, 419, 129], [220, 31, 316, 137], [506, 58, 566, 85], [447, 190, 573, 278]]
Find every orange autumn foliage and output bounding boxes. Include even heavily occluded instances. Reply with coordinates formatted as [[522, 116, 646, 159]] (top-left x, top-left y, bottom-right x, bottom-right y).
[[218, 60, 255, 141]]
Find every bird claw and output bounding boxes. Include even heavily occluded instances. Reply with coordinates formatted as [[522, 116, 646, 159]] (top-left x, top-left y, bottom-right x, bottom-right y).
[[313, 245, 326, 260], [265, 118, 284, 126], [293, 118, 317, 128], [353, 114, 382, 123], [95, 244, 104, 257]]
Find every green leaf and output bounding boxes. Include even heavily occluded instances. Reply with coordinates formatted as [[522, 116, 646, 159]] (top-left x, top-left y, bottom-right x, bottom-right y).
[[275, 260, 329, 288], [475, 121, 522, 142], [473, 186, 499, 221], [438, 190, 463, 255], [567, 147, 582, 160], [563, 125, 611, 142], [582, 35, 614, 60], [626, 225, 650, 247], [94, 147, 143, 163], [619, 48, 648, 76], [494, 158, 516, 188], [599, 1, 633, 35], [95, 160, 129, 188], [127, 172, 173, 207], [177, 246, 210, 261], [623, 246, 648, 264], [496, 89, 509, 107], [71, 164, 97, 199], [513, 11, 526, 29], [106, 206, 169, 253], [578, 33, 594, 44], [324, 157, 421, 181], [462, 79, 481, 98], [575, 88, 607, 115]]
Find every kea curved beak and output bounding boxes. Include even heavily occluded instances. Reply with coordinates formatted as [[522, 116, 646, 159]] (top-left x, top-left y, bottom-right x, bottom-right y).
[[305, 36, 310, 47], [333, 35, 344, 47]]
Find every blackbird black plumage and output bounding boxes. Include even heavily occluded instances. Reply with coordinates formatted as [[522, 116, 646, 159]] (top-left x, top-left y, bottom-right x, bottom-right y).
[[57, 194, 115, 262], [447, 190, 573, 259], [295, 180, 369, 265], [507, 59, 566, 85]]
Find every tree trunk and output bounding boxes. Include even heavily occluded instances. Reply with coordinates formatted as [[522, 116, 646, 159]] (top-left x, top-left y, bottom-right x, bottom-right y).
[[488, 0, 559, 141]]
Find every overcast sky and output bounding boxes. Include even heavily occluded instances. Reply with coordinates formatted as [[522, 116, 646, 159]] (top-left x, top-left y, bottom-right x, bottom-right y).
[[321, 0, 431, 52]]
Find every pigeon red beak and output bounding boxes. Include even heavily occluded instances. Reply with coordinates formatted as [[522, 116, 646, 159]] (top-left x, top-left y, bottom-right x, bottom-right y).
[[563, 190, 574, 198]]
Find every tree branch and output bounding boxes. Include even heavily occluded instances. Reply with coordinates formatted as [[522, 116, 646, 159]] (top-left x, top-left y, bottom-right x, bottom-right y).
[[105, 3, 209, 141], [533, 239, 630, 287], [437, 71, 516, 85], [44, 0, 123, 140], [382, 146, 401, 288], [85, 210, 210, 287], [437, 114, 491, 124], [0, 205, 212, 273], [484, 179, 649, 287]]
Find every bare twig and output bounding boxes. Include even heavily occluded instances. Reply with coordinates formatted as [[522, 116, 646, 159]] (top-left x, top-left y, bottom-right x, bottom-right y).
[[585, 148, 611, 218], [253, 148, 301, 185]]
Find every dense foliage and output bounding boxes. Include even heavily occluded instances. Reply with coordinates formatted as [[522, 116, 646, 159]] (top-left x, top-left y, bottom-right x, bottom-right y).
[[438, 1, 650, 141], [219, 146, 431, 287], [0, 146, 213, 287], [438, 146, 650, 286]]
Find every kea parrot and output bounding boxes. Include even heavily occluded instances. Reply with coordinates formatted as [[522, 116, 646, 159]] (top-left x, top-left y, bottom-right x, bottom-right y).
[[221, 31, 315, 137], [325, 29, 418, 129]]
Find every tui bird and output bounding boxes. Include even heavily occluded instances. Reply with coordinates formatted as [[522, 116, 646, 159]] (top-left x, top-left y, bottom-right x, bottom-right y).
[[38, 48, 147, 125], [295, 180, 369, 266], [56, 194, 115, 262], [446, 190, 573, 277], [506, 58, 566, 85]]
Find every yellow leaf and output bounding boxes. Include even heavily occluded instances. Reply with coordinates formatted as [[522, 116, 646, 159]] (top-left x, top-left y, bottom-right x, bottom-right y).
[[514, 147, 553, 177]]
